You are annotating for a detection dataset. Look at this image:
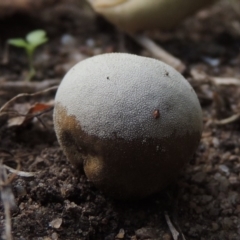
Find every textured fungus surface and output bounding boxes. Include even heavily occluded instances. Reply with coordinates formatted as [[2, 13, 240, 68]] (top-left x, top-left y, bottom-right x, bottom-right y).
[[55, 53, 202, 140], [54, 53, 203, 199]]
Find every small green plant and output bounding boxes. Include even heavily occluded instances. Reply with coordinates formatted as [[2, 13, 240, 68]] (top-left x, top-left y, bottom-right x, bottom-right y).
[[8, 29, 48, 81]]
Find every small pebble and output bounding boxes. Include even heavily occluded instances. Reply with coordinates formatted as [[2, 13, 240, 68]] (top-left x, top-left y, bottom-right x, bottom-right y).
[[222, 217, 233, 230], [61, 34, 76, 47], [86, 38, 95, 48], [202, 56, 220, 67], [15, 185, 26, 197], [192, 172, 206, 183], [49, 218, 62, 229], [199, 195, 213, 204], [228, 191, 238, 205], [162, 233, 172, 240], [219, 165, 229, 175], [229, 175, 238, 184], [135, 227, 158, 239], [115, 229, 125, 239], [211, 222, 219, 231], [219, 176, 229, 192], [51, 232, 58, 240], [212, 137, 219, 148]]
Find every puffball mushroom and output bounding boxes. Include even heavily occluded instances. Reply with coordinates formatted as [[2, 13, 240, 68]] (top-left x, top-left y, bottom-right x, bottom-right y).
[[87, 0, 219, 72], [54, 53, 203, 200], [88, 0, 219, 33]]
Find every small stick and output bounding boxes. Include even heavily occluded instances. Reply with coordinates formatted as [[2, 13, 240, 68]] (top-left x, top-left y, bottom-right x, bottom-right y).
[[130, 34, 186, 73], [4, 164, 37, 177], [215, 113, 240, 125], [164, 211, 180, 240], [0, 86, 58, 114], [0, 79, 60, 94], [0, 162, 16, 240]]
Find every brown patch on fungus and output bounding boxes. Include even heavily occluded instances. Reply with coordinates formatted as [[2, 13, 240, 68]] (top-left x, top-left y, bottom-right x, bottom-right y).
[[54, 103, 201, 200], [153, 109, 160, 119]]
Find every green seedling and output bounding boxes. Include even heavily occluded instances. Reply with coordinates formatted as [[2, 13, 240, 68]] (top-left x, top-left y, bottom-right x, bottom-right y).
[[8, 29, 48, 81]]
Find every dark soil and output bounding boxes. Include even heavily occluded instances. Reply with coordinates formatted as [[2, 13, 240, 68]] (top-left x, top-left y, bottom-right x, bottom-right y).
[[0, 1, 240, 239]]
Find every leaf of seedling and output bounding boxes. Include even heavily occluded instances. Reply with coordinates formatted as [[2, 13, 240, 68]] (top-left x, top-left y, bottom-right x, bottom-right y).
[[8, 29, 48, 81], [8, 39, 28, 48], [26, 30, 48, 49]]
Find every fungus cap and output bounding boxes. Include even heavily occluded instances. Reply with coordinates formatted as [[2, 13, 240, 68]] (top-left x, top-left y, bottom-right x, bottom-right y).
[[54, 53, 203, 199], [88, 0, 218, 33]]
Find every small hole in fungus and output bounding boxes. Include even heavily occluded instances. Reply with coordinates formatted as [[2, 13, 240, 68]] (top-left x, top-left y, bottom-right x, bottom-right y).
[[165, 71, 169, 77]]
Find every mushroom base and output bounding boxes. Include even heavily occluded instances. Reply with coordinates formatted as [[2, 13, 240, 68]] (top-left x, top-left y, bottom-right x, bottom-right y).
[[54, 103, 201, 200]]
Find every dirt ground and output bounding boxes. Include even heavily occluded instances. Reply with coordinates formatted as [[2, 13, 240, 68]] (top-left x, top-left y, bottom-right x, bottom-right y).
[[0, 1, 240, 239]]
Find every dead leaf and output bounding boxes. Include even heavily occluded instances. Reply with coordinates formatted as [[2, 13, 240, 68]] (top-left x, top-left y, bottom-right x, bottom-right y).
[[7, 102, 54, 127]]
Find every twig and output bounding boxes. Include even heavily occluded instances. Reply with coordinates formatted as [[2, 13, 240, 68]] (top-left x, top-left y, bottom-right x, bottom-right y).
[[36, 115, 49, 129], [0, 79, 60, 95], [2, 161, 21, 186], [164, 211, 180, 240], [130, 34, 186, 73], [211, 77, 240, 86], [1, 42, 9, 65], [0, 162, 16, 240], [214, 113, 240, 125], [0, 86, 58, 114], [4, 164, 37, 177], [190, 69, 240, 86]]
